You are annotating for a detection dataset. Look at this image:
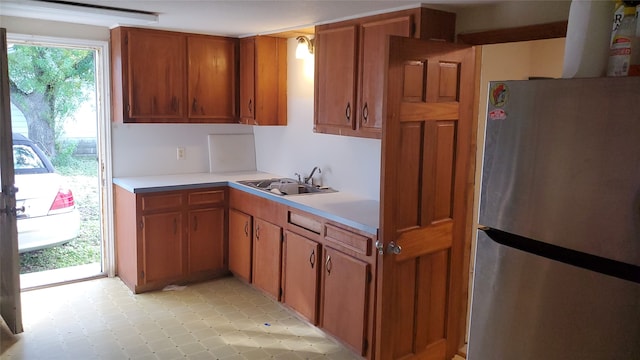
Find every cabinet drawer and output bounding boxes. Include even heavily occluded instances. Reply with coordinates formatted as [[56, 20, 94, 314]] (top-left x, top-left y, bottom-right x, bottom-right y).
[[288, 210, 323, 234], [141, 193, 183, 212], [324, 224, 372, 256], [188, 189, 225, 206]]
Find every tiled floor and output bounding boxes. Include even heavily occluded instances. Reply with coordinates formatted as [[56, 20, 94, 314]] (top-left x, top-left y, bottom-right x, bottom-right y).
[[1, 276, 360, 359]]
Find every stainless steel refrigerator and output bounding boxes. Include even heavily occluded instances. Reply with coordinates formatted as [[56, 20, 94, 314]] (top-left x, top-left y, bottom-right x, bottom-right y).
[[468, 77, 640, 359]]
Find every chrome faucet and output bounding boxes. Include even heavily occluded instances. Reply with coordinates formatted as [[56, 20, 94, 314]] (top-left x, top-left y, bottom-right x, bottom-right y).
[[303, 166, 321, 184]]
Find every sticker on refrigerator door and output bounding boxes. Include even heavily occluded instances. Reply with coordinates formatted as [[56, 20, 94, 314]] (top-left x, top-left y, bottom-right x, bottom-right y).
[[488, 108, 507, 120], [489, 83, 508, 107]]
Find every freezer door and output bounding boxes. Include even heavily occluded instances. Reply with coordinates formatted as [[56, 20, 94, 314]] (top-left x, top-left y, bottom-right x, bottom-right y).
[[480, 77, 640, 266], [468, 231, 640, 360]]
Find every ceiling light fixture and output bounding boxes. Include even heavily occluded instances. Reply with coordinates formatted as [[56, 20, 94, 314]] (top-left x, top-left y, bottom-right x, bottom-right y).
[[295, 36, 314, 59], [0, 0, 159, 28]]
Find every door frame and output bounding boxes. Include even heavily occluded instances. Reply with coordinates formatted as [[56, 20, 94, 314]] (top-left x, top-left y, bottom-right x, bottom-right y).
[[7, 33, 115, 278]]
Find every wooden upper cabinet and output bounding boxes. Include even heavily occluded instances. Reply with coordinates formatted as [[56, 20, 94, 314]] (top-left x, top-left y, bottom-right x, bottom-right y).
[[112, 27, 186, 122], [187, 35, 237, 122], [314, 25, 358, 135], [239, 36, 287, 126], [239, 38, 255, 122], [111, 27, 238, 123], [314, 7, 456, 139], [358, 16, 413, 137]]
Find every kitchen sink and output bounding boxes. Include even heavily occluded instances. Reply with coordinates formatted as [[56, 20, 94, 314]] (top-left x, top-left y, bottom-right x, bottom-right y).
[[238, 178, 336, 196]]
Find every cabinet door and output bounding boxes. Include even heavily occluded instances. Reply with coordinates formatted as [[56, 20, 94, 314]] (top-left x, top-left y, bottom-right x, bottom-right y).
[[321, 246, 370, 355], [142, 212, 184, 283], [314, 25, 358, 134], [187, 207, 224, 274], [252, 218, 282, 300], [282, 231, 320, 324], [229, 209, 252, 282], [358, 15, 413, 137], [127, 29, 186, 121], [239, 37, 255, 123], [187, 36, 237, 122]]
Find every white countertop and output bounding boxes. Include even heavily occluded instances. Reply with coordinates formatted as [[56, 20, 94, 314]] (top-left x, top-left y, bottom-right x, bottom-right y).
[[113, 171, 379, 235]]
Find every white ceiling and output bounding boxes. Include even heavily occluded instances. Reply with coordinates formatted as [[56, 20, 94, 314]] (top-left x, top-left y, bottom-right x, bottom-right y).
[[7, 0, 499, 37]]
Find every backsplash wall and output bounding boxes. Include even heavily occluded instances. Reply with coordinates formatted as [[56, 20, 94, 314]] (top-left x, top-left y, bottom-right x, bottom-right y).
[[111, 123, 253, 177]]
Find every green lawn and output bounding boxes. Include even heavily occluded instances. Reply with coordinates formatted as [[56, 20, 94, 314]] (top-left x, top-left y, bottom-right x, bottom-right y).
[[19, 157, 102, 274]]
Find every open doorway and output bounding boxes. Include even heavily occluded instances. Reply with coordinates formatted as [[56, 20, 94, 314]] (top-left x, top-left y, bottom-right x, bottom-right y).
[[6, 34, 113, 289]]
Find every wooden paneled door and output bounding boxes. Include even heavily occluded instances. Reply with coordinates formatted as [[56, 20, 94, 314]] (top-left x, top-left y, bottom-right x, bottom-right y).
[[377, 37, 476, 360], [0, 27, 23, 334]]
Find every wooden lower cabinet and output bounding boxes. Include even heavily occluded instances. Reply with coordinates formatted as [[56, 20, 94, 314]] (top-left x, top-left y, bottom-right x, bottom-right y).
[[252, 218, 282, 300], [228, 208, 252, 282], [188, 207, 225, 274], [142, 211, 184, 283], [114, 185, 227, 293], [320, 246, 371, 356], [282, 230, 321, 324]]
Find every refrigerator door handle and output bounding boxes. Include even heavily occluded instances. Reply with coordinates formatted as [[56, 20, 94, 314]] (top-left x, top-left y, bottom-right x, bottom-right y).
[[482, 227, 640, 284]]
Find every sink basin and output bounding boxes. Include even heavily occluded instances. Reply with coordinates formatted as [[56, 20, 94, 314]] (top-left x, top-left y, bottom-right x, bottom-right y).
[[238, 178, 336, 196]]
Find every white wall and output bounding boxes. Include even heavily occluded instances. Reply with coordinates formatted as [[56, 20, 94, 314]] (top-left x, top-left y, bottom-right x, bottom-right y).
[[253, 39, 381, 200], [1, 16, 109, 40]]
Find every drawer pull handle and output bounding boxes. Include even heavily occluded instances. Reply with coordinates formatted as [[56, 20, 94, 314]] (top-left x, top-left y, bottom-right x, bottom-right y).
[[362, 102, 369, 124], [309, 249, 316, 268], [325, 255, 332, 274], [345, 102, 351, 123], [256, 225, 260, 240], [244, 222, 249, 237]]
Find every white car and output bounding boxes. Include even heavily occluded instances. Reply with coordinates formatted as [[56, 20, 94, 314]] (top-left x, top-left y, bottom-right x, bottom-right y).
[[12, 133, 80, 253]]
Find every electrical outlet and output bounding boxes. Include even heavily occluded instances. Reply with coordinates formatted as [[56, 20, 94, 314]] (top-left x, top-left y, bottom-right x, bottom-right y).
[[177, 147, 185, 160]]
